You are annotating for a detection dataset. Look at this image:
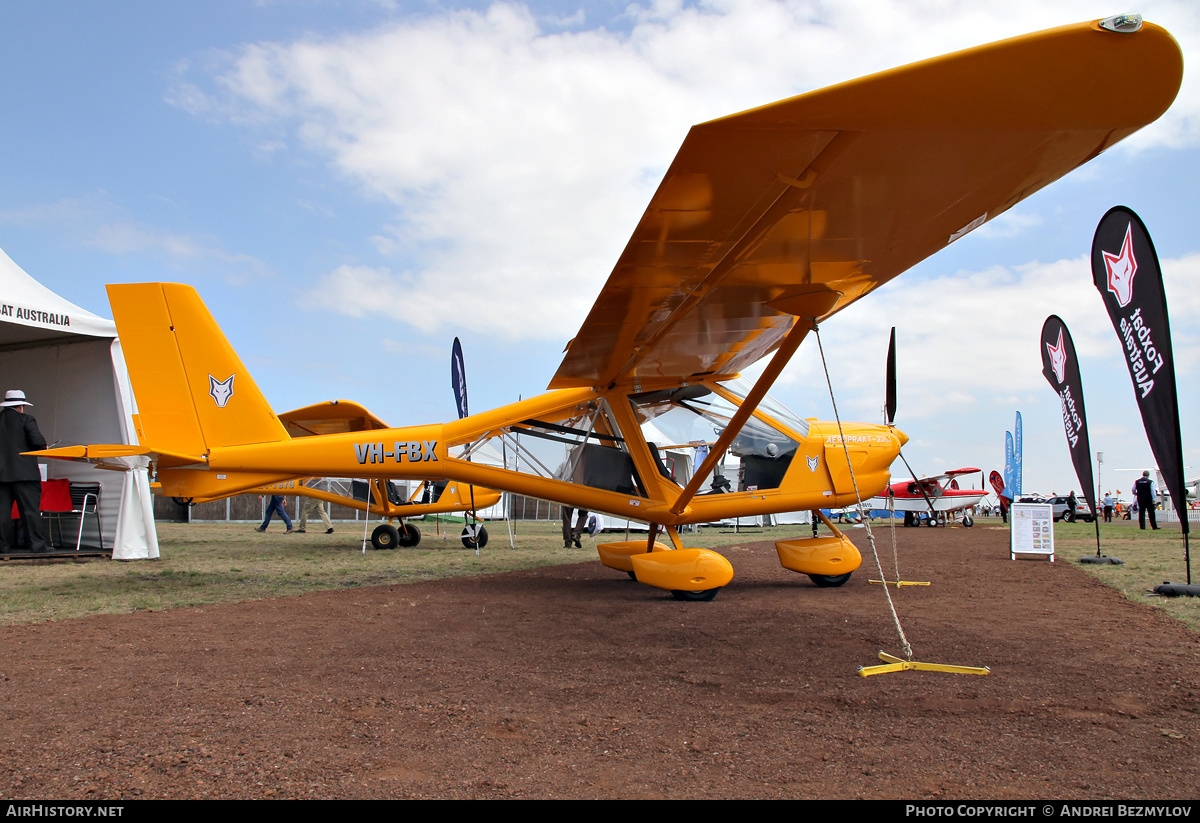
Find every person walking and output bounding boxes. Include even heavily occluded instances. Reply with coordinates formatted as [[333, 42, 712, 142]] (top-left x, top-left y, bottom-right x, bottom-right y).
[[561, 506, 589, 548], [298, 498, 334, 534], [256, 495, 295, 533]]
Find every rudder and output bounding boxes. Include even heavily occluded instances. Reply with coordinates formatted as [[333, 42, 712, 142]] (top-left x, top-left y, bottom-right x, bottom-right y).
[[108, 283, 288, 455]]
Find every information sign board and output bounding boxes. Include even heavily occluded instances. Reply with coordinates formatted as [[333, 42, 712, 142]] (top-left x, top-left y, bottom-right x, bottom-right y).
[[1011, 503, 1054, 561]]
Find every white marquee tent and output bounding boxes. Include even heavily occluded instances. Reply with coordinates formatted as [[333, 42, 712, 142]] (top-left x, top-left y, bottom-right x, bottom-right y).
[[0, 246, 157, 559]]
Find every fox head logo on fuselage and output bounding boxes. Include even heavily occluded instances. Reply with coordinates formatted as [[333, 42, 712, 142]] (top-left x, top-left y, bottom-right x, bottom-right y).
[[209, 374, 235, 408], [1046, 329, 1068, 385], [1103, 222, 1138, 308]]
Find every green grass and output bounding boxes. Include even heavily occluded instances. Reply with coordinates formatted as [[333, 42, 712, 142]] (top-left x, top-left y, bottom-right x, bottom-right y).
[[1038, 518, 1200, 632], [0, 519, 771, 626]]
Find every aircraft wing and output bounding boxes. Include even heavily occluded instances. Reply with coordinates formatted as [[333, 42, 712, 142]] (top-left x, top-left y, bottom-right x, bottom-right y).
[[898, 468, 981, 489], [550, 19, 1181, 390], [277, 401, 391, 437]]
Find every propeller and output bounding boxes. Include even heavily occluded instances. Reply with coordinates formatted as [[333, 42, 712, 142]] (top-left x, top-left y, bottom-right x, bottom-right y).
[[451, 337, 480, 552], [885, 326, 897, 426], [883, 327, 942, 525]]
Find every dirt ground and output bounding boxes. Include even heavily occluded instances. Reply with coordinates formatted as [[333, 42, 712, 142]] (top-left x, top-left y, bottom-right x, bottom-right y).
[[0, 522, 1197, 800]]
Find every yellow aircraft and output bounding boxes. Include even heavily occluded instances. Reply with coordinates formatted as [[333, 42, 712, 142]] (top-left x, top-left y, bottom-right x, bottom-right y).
[[149, 396, 502, 549], [193, 400, 503, 549], [39, 17, 1181, 600]]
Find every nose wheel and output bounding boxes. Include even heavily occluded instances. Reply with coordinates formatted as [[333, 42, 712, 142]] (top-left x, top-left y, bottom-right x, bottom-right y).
[[461, 524, 489, 549]]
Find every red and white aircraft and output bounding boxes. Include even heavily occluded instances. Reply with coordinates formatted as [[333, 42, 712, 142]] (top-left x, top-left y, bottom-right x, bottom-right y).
[[866, 469, 987, 527]]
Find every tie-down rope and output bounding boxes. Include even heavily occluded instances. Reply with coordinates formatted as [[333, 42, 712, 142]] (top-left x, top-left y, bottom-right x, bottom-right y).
[[813, 325, 913, 662]]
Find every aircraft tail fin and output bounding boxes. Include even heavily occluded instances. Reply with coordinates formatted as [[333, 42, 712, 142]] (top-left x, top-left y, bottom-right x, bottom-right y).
[[108, 283, 289, 456]]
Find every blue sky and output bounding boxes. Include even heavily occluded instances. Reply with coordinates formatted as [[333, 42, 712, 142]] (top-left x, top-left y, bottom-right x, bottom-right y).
[[1, 0, 1197, 502]]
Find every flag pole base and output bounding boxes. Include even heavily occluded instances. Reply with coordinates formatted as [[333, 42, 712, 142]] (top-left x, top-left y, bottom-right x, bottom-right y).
[[1078, 555, 1124, 565], [858, 651, 990, 678], [1153, 583, 1200, 597]]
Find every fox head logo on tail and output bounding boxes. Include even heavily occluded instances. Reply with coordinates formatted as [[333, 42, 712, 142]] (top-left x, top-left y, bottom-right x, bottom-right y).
[[1046, 329, 1068, 385], [1103, 222, 1138, 308], [209, 374, 235, 408]]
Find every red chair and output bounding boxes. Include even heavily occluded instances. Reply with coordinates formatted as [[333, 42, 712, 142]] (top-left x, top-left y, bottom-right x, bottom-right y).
[[41, 480, 102, 551], [41, 479, 72, 512]]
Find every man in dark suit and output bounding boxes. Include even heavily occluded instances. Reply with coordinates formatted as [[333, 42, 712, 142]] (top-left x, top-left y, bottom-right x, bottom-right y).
[[1132, 470, 1159, 531], [0, 390, 48, 553]]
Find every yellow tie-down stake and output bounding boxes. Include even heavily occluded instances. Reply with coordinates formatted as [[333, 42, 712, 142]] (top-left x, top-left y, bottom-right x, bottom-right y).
[[858, 651, 990, 678], [869, 579, 931, 587]]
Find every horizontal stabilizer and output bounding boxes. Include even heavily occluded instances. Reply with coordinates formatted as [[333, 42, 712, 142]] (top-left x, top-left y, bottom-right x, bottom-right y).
[[32, 444, 206, 466]]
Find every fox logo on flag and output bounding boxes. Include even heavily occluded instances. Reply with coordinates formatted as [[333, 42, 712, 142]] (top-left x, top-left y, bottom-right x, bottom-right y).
[[1046, 328, 1068, 384], [1103, 222, 1138, 308]]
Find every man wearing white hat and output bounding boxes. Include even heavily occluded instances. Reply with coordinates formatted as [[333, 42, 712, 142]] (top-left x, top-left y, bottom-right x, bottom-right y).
[[0, 390, 48, 553]]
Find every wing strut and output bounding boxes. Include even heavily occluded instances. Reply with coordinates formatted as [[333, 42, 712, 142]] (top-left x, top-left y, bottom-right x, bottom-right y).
[[669, 317, 814, 516]]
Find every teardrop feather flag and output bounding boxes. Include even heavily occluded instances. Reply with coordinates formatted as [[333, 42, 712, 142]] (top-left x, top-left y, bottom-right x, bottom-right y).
[[1091, 206, 1189, 579], [1040, 316, 1097, 517]]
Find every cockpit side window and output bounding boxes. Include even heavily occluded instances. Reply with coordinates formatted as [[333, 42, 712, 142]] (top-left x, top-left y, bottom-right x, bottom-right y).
[[629, 384, 799, 491]]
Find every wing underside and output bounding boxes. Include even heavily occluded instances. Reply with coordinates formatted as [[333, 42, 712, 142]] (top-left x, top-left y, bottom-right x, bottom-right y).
[[550, 20, 1182, 390]]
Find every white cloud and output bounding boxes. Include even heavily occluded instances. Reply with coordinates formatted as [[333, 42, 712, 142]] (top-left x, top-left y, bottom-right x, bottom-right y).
[[0, 196, 272, 283], [776, 252, 1200, 421], [975, 211, 1044, 239], [85, 223, 273, 284], [172, 0, 1200, 340]]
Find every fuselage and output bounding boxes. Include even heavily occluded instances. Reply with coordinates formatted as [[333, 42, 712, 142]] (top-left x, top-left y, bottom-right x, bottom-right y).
[[165, 381, 906, 527]]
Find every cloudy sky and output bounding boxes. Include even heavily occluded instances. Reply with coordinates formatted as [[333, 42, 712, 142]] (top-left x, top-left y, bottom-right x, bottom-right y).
[[1, 0, 1197, 503]]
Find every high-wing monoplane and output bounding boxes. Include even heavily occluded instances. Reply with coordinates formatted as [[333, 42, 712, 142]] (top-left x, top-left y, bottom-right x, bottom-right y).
[[867, 469, 988, 528], [37, 17, 1182, 600]]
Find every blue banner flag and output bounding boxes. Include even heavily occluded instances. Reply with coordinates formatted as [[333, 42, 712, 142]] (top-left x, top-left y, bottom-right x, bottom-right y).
[[1004, 431, 1015, 499]]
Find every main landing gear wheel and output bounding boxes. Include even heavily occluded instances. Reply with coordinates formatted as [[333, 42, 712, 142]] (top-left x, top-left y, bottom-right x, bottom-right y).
[[808, 573, 852, 588], [627, 570, 637, 581], [925, 516, 937, 527], [398, 523, 421, 548], [671, 588, 720, 602], [461, 525, 489, 549], [371, 524, 400, 550], [961, 515, 974, 527]]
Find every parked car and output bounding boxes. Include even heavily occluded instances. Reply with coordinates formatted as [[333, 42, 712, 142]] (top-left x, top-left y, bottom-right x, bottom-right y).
[[1048, 496, 1095, 522]]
